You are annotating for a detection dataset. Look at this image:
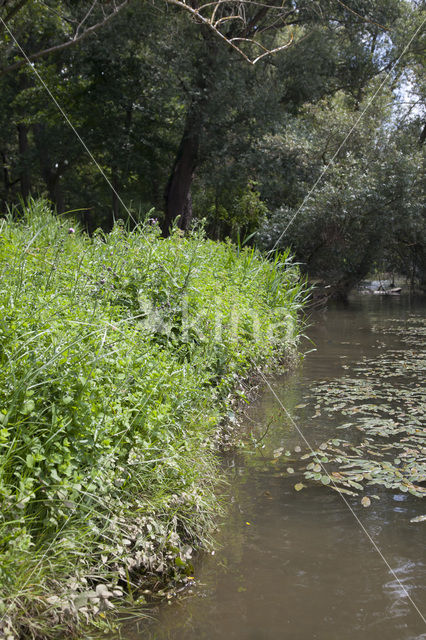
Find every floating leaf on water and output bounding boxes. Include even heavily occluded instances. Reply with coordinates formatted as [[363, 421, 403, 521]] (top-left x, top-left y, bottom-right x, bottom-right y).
[[361, 497, 371, 507], [294, 446, 301, 453], [290, 316, 426, 513], [294, 483, 305, 491], [321, 476, 331, 485], [286, 467, 294, 474], [273, 448, 284, 458], [330, 486, 357, 496], [410, 515, 426, 523], [295, 404, 307, 409]]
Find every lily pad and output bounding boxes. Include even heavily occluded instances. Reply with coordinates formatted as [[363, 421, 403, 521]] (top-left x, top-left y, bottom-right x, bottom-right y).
[[410, 515, 426, 523], [293, 314, 426, 518]]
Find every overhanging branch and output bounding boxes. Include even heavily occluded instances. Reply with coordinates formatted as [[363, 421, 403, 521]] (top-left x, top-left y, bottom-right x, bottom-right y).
[[165, 0, 295, 64], [0, 0, 131, 76]]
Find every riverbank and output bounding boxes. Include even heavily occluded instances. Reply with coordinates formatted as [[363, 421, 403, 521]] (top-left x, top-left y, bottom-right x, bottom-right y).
[[0, 200, 306, 639], [134, 294, 426, 640]]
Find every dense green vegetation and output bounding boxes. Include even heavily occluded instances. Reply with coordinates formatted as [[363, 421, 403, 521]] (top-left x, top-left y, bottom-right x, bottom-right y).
[[0, 0, 424, 293], [0, 200, 305, 638]]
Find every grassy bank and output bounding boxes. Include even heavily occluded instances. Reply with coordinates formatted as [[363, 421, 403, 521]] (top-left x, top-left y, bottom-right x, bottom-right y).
[[0, 200, 306, 639]]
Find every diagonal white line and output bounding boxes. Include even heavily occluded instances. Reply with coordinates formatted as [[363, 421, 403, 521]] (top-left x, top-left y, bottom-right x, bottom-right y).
[[0, 17, 137, 225], [253, 364, 426, 625]]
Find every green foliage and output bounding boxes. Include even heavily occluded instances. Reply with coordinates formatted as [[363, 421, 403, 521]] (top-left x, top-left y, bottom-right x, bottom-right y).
[[0, 199, 305, 638], [0, 0, 412, 235], [257, 82, 425, 293], [199, 180, 269, 242]]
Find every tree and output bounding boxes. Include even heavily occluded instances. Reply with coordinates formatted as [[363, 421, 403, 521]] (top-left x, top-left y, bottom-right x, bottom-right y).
[[0, 1, 131, 76], [256, 79, 425, 296], [1, 0, 420, 258], [162, 0, 405, 234]]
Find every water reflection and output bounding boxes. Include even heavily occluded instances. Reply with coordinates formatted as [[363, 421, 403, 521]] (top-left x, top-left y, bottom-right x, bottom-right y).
[[125, 296, 426, 640]]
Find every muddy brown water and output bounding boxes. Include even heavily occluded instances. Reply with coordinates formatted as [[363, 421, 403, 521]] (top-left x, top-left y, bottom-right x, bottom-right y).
[[122, 295, 426, 640]]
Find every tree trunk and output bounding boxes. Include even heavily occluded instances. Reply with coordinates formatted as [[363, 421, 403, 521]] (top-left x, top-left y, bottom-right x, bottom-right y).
[[1, 149, 10, 206], [162, 108, 200, 236], [45, 169, 64, 213], [17, 123, 31, 202], [161, 29, 220, 237], [33, 123, 65, 212], [180, 190, 193, 230], [419, 122, 426, 146]]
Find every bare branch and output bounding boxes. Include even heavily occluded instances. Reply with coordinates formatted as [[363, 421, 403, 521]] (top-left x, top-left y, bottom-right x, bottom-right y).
[[251, 33, 294, 63], [335, 0, 388, 31], [166, 0, 296, 65], [75, 0, 99, 39], [164, 0, 387, 65], [213, 15, 245, 29], [0, 0, 388, 77], [0, 0, 29, 32], [230, 37, 271, 52], [0, 0, 131, 77], [197, 0, 290, 12]]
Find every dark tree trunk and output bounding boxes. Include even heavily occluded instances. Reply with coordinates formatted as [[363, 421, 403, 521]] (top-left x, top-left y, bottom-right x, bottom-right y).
[[17, 123, 31, 202], [162, 108, 200, 237], [111, 105, 133, 222], [180, 190, 193, 230], [419, 122, 426, 146], [1, 149, 10, 205], [45, 169, 64, 213], [161, 28, 219, 237], [33, 123, 65, 213]]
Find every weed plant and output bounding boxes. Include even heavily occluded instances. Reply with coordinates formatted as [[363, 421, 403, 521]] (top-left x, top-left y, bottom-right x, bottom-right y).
[[0, 200, 306, 638]]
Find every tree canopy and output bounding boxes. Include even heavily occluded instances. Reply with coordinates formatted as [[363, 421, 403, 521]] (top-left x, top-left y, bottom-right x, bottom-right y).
[[0, 0, 424, 292]]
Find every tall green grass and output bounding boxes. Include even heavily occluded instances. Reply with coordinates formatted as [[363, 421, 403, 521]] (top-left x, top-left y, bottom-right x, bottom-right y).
[[0, 200, 306, 638]]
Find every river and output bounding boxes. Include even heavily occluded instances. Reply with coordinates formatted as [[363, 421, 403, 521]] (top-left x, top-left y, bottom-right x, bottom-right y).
[[119, 294, 426, 640]]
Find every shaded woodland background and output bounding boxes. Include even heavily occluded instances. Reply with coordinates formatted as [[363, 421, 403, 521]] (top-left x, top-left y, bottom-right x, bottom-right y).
[[1, 0, 425, 294]]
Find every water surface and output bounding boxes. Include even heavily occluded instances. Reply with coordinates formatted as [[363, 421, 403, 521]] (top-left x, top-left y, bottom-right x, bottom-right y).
[[126, 295, 426, 640]]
